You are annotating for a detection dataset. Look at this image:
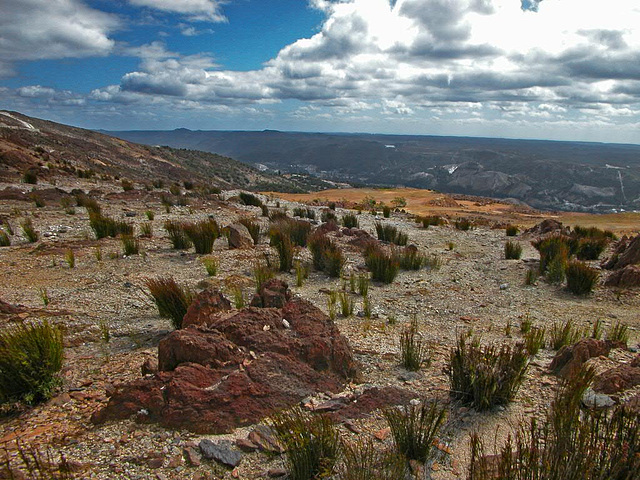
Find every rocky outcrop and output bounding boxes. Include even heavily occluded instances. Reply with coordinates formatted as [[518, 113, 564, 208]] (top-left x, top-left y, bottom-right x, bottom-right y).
[[227, 223, 254, 249], [603, 235, 640, 271], [550, 339, 626, 379], [525, 219, 569, 237], [92, 284, 358, 433], [604, 265, 640, 288], [181, 288, 232, 328], [593, 355, 640, 395], [250, 279, 291, 308]]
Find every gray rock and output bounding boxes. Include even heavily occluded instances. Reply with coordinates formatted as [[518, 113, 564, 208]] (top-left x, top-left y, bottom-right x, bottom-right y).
[[582, 388, 615, 409], [199, 439, 243, 467]]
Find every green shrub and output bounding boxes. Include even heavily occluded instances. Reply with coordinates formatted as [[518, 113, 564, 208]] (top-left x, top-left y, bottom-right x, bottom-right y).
[[338, 438, 407, 480], [549, 319, 586, 350], [22, 169, 38, 184], [591, 319, 604, 340], [573, 225, 616, 240], [21, 219, 39, 243], [145, 277, 193, 329], [546, 253, 568, 284], [420, 215, 445, 228], [184, 219, 219, 254], [565, 260, 599, 295], [454, 218, 472, 231], [121, 235, 140, 255], [342, 213, 359, 229], [532, 234, 571, 272], [169, 184, 181, 196], [575, 237, 607, 261], [364, 244, 398, 284], [30, 193, 45, 208], [505, 240, 523, 260], [524, 327, 545, 356], [239, 217, 260, 245], [295, 260, 309, 287], [607, 321, 629, 345], [202, 256, 218, 276], [75, 193, 101, 214], [0, 321, 63, 404], [383, 401, 446, 463], [338, 292, 354, 317], [400, 316, 430, 371], [253, 262, 274, 292], [375, 223, 408, 245], [382, 205, 391, 218], [321, 210, 338, 223], [270, 218, 310, 247], [448, 333, 529, 410], [145, 210, 155, 221], [505, 225, 519, 236], [293, 207, 316, 220], [469, 368, 640, 480], [164, 220, 192, 250], [270, 229, 294, 272], [232, 287, 245, 309], [0, 230, 10, 247], [239, 192, 263, 207], [261, 204, 270, 217], [271, 407, 340, 480]]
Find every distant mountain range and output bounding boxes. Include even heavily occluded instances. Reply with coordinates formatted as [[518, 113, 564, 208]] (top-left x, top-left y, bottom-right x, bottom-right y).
[[0, 111, 330, 193], [109, 128, 640, 212]]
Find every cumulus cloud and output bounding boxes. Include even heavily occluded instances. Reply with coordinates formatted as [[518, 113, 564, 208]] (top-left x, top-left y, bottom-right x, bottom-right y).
[[0, 0, 118, 76], [128, 0, 227, 22]]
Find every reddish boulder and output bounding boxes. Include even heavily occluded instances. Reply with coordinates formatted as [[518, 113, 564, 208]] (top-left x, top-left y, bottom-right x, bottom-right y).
[[603, 235, 640, 270], [604, 265, 640, 288], [250, 279, 290, 308], [182, 288, 232, 328], [92, 292, 358, 433], [593, 355, 640, 395], [550, 339, 626, 379], [228, 223, 254, 249]]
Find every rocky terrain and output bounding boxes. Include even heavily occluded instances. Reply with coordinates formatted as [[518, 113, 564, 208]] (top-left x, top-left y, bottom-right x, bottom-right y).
[[0, 158, 639, 479]]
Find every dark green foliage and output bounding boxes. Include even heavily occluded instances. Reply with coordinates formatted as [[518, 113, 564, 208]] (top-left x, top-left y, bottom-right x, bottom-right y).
[[448, 334, 529, 410], [506, 225, 519, 236], [328, 202, 336, 210], [183, 180, 194, 190], [271, 218, 311, 247], [169, 184, 181, 196], [293, 207, 316, 220], [268, 209, 288, 221], [546, 254, 567, 284], [89, 212, 133, 239], [271, 407, 340, 480], [364, 244, 399, 284], [145, 210, 155, 221], [0, 230, 9, 247], [0, 321, 63, 405], [145, 277, 193, 329], [400, 316, 430, 371], [342, 213, 359, 229], [532, 234, 571, 273], [270, 229, 294, 272], [382, 205, 391, 218], [239, 192, 263, 207], [164, 220, 192, 250], [22, 169, 38, 184], [338, 439, 407, 480], [576, 237, 608, 260], [549, 319, 586, 350], [591, 319, 604, 340], [468, 368, 640, 480], [357, 273, 369, 296], [565, 261, 599, 295], [505, 240, 523, 260], [21, 219, 38, 243], [573, 225, 616, 240], [454, 218, 473, 231], [384, 401, 447, 463], [375, 223, 408, 246], [308, 232, 344, 277], [321, 210, 338, 223], [152, 179, 164, 189], [395, 246, 426, 270], [607, 321, 629, 345], [524, 327, 546, 356], [184, 219, 220, 254], [239, 217, 260, 245], [121, 235, 139, 255], [261, 204, 270, 217]]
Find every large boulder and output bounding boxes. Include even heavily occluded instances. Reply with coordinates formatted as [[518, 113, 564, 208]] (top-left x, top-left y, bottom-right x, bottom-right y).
[[92, 291, 358, 433], [604, 265, 640, 288], [550, 339, 625, 379], [602, 235, 640, 270], [182, 288, 232, 328], [250, 279, 291, 308], [228, 223, 254, 249], [593, 355, 640, 395]]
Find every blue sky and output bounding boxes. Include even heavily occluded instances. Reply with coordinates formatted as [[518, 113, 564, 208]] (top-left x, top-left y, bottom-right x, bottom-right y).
[[1, 0, 639, 144]]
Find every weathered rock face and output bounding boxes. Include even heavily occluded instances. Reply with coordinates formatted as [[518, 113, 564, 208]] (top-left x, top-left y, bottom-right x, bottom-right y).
[[525, 219, 569, 237], [603, 235, 640, 271], [250, 279, 291, 308], [227, 223, 254, 249], [593, 355, 640, 395], [92, 286, 358, 433], [182, 288, 232, 328], [550, 339, 626, 379], [604, 265, 640, 288]]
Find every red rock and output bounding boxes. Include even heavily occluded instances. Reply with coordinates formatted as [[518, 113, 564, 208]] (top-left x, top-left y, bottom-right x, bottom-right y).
[[228, 223, 254, 249], [182, 288, 232, 328], [374, 427, 390, 441], [604, 265, 640, 288], [141, 358, 158, 376], [593, 354, 640, 394], [603, 234, 640, 270], [248, 426, 284, 453], [250, 279, 291, 308], [550, 339, 626, 379], [235, 438, 259, 452]]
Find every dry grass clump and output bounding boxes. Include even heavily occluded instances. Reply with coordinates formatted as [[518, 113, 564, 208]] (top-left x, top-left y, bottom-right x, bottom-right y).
[[89, 212, 133, 239], [21, 219, 39, 243], [454, 218, 473, 231], [308, 232, 344, 277], [524, 327, 546, 356], [121, 235, 140, 256], [375, 223, 408, 246], [270, 228, 294, 272], [253, 262, 275, 292], [505, 240, 523, 260], [607, 321, 629, 345], [338, 438, 407, 480], [183, 219, 220, 254], [419, 215, 445, 228], [293, 207, 316, 220], [448, 333, 529, 411], [164, 220, 192, 250], [400, 316, 430, 371], [395, 246, 427, 270], [0, 230, 10, 247], [363, 243, 398, 284], [549, 319, 586, 350], [144, 277, 193, 329], [342, 213, 359, 229], [201, 256, 219, 276], [505, 224, 519, 236], [565, 260, 599, 295], [0, 321, 63, 405], [239, 217, 260, 245]]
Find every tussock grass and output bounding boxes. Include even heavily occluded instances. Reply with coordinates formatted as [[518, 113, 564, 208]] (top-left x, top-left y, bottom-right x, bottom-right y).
[[505, 240, 523, 260], [364, 244, 398, 284], [357, 273, 369, 296], [121, 235, 140, 255], [184, 219, 219, 254], [0, 230, 10, 247], [454, 218, 473, 231], [145, 277, 193, 329], [271, 407, 340, 480], [75, 193, 101, 214], [549, 319, 586, 350], [532, 234, 570, 273], [607, 321, 629, 345], [270, 228, 294, 272], [321, 210, 338, 223], [64, 249, 75, 268], [448, 333, 529, 410], [342, 213, 359, 229], [145, 210, 155, 221], [139, 222, 153, 237], [89, 212, 132, 239], [525, 268, 538, 285], [22, 169, 38, 184], [338, 292, 354, 317], [293, 207, 316, 220], [295, 260, 309, 287], [338, 438, 407, 480], [239, 217, 260, 245], [164, 220, 192, 250], [384, 401, 446, 463], [239, 192, 263, 207], [308, 232, 344, 277], [0, 321, 63, 405], [202, 256, 218, 276], [506, 225, 519, 236], [253, 262, 274, 292], [395, 246, 426, 270], [565, 260, 599, 295], [21, 219, 38, 243], [576, 237, 608, 260], [375, 223, 408, 246], [400, 316, 430, 371], [524, 327, 546, 356], [419, 215, 445, 228], [382, 205, 391, 218]]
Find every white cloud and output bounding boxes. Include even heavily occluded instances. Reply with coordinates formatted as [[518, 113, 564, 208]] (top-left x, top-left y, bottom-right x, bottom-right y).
[[0, 0, 118, 76], [128, 0, 227, 22]]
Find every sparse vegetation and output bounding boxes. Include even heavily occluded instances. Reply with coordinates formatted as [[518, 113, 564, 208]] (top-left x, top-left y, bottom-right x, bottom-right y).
[[395, 246, 427, 270], [164, 220, 192, 250], [607, 321, 629, 345], [382, 205, 391, 218], [308, 232, 344, 277], [505, 224, 519, 236], [565, 260, 599, 295], [22, 169, 38, 184], [121, 235, 140, 255], [338, 292, 354, 317], [504, 240, 523, 260], [30, 193, 45, 208], [89, 212, 133, 239], [145, 277, 193, 329], [375, 223, 408, 246], [338, 438, 407, 480], [342, 213, 359, 229], [139, 222, 153, 237], [524, 327, 546, 356], [202, 256, 219, 276], [21, 219, 38, 243], [400, 316, 430, 371], [357, 273, 369, 296], [0, 320, 63, 405], [184, 219, 220, 254], [454, 218, 473, 231], [253, 262, 274, 292], [364, 244, 399, 284], [525, 268, 538, 285], [549, 319, 586, 350], [232, 287, 245, 309], [448, 333, 529, 410], [38, 287, 50, 306], [0, 230, 10, 247], [145, 210, 155, 221]]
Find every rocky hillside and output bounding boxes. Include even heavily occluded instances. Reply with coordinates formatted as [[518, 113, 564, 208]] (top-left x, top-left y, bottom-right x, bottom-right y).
[[0, 111, 330, 193]]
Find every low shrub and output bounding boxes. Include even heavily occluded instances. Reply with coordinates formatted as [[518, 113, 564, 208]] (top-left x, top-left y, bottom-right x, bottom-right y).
[[321, 210, 338, 223], [505, 224, 519, 236], [504, 240, 523, 260], [382, 205, 391, 218], [89, 212, 133, 239], [0, 230, 10, 247], [565, 260, 599, 295], [21, 219, 38, 243], [400, 316, 429, 371], [576, 237, 608, 260], [384, 401, 446, 463], [201, 256, 218, 276], [270, 229, 294, 272], [308, 232, 344, 277], [364, 244, 399, 284], [525, 268, 538, 285], [75, 193, 101, 214], [30, 193, 45, 208], [239, 192, 263, 207], [293, 207, 315, 220], [532, 234, 571, 273], [342, 213, 359, 229], [448, 333, 529, 410], [22, 169, 38, 184], [121, 235, 140, 255], [0, 321, 63, 405], [145, 210, 155, 221], [420, 215, 445, 228], [239, 217, 260, 245], [145, 277, 193, 329], [271, 407, 340, 480], [164, 220, 192, 250], [395, 247, 426, 270], [121, 179, 134, 191], [184, 219, 220, 254]]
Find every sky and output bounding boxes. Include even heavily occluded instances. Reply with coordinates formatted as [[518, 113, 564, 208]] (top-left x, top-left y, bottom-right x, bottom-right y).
[[1, 0, 639, 144]]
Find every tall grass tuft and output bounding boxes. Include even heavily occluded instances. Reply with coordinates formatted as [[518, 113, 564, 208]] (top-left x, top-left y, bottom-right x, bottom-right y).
[[364, 244, 399, 284], [420, 215, 445, 228], [64, 249, 75, 268], [0, 321, 63, 405], [375, 223, 408, 245], [145, 277, 193, 329], [400, 316, 430, 371], [121, 235, 140, 256], [549, 319, 586, 350], [395, 246, 426, 270], [532, 234, 570, 273], [454, 218, 473, 231], [253, 262, 274, 292], [448, 333, 529, 410], [239, 217, 260, 245], [342, 213, 359, 229], [0, 230, 9, 247], [89, 212, 133, 239], [164, 220, 192, 250], [270, 228, 294, 272], [505, 225, 519, 236], [338, 438, 407, 480], [239, 192, 263, 207], [338, 292, 354, 317], [565, 260, 599, 295], [524, 327, 546, 356], [202, 256, 218, 276], [139, 222, 153, 238], [384, 401, 447, 463], [21, 219, 38, 243], [184, 219, 219, 254], [308, 232, 344, 277], [505, 240, 523, 260], [271, 407, 340, 480], [607, 321, 629, 345], [357, 273, 369, 296]]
